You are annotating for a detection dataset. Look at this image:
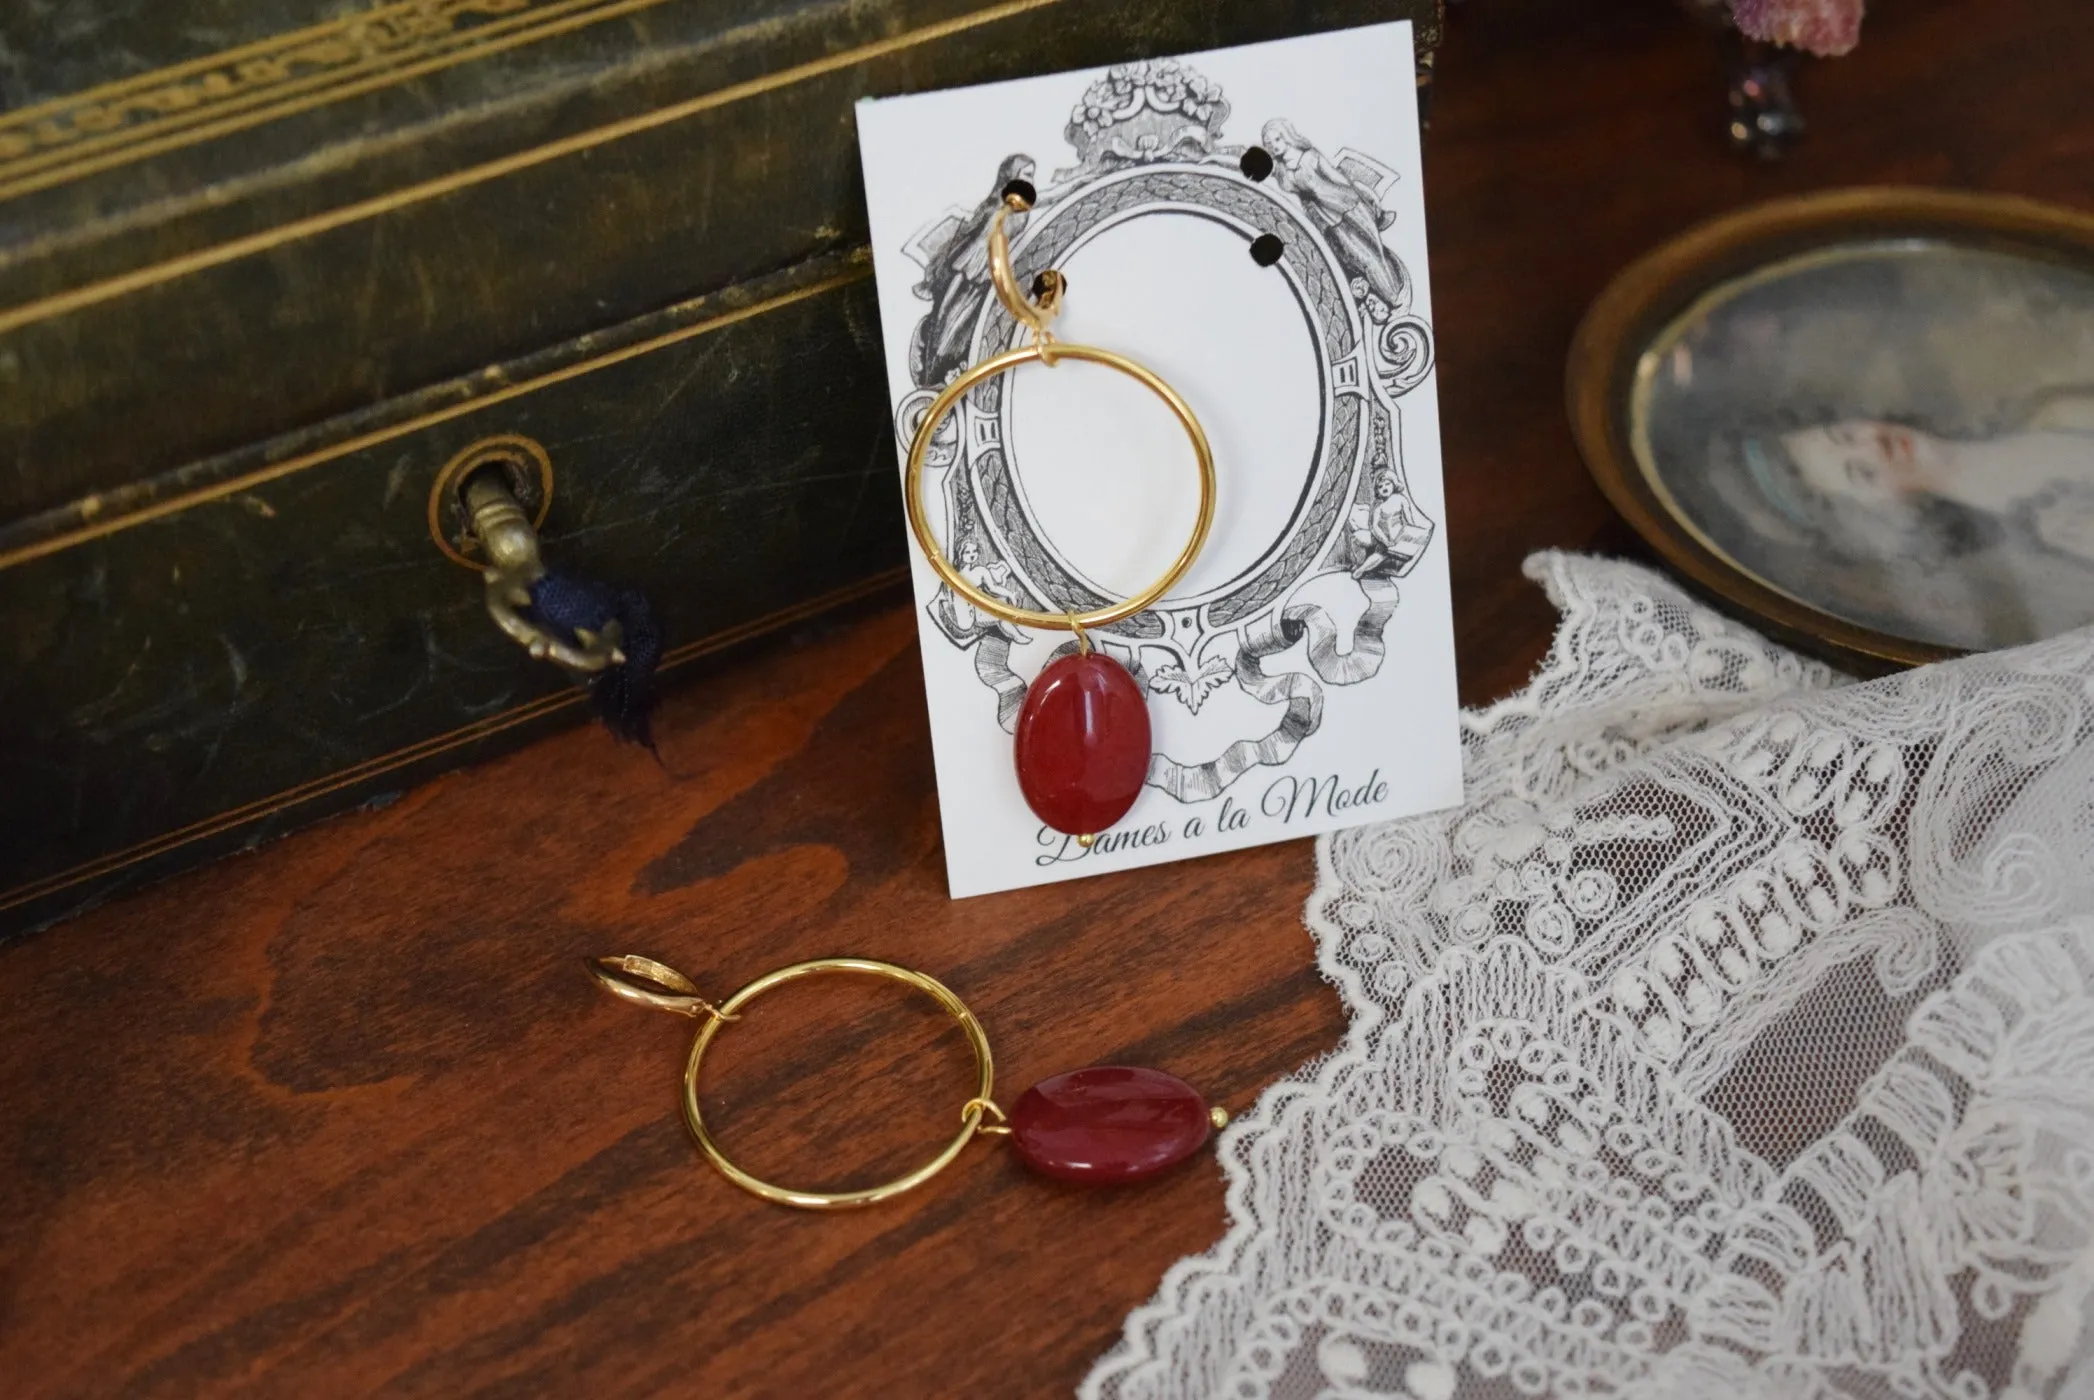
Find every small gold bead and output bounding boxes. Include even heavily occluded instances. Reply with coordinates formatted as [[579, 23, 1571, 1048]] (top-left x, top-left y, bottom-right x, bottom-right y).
[[1077, 833, 1096, 848], [1210, 1105, 1230, 1130]]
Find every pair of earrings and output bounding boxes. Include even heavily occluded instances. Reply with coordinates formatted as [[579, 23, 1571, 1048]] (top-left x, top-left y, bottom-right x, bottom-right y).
[[593, 192, 1229, 1213]]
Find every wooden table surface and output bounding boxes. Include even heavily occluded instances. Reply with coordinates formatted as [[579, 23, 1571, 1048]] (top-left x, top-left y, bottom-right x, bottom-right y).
[[6, 2, 2091, 1395]]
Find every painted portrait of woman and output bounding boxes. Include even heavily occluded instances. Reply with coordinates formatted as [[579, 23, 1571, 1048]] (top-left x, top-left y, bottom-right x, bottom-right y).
[[1705, 391, 2094, 649], [1633, 241, 2094, 652]]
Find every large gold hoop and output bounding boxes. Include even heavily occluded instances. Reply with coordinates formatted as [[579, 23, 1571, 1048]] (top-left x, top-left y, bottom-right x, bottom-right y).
[[679, 959, 998, 1211], [902, 198, 1218, 634]]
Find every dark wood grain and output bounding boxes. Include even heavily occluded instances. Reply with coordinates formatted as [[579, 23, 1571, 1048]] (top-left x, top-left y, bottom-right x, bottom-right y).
[[5, 0, 2091, 1394]]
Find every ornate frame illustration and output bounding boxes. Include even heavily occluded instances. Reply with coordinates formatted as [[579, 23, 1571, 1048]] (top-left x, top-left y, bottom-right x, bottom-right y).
[[895, 59, 1437, 802]]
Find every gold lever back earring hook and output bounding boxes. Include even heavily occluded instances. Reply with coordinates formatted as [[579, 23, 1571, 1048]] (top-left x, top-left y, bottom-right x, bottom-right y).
[[986, 192, 1065, 361], [587, 955, 737, 1021]]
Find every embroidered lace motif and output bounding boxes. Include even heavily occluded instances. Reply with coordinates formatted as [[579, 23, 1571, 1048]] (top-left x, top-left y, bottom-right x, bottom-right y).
[[1085, 552, 2094, 1400]]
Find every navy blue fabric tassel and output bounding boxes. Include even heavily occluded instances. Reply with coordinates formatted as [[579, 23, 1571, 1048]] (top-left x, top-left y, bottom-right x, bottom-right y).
[[527, 571, 662, 749]]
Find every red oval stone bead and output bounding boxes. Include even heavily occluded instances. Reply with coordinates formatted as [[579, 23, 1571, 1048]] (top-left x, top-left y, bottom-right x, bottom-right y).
[[1008, 1066, 1213, 1184], [1013, 652, 1151, 836]]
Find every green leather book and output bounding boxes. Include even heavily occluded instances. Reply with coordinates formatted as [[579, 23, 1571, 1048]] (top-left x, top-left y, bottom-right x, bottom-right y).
[[0, 0, 1442, 936]]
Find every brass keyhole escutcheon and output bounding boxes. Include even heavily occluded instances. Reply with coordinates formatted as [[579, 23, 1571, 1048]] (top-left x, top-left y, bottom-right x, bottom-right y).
[[427, 434, 555, 569]]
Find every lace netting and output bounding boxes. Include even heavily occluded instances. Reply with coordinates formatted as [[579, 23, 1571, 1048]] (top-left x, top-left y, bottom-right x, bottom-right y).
[[1084, 552, 2094, 1400]]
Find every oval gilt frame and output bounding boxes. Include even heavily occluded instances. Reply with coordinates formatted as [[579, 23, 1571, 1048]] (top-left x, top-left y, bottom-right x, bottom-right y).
[[1567, 186, 2094, 674]]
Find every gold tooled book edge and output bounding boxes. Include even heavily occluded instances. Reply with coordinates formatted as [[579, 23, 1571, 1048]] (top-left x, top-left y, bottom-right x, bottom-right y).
[[0, 0, 1068, 336], [0, 0, 681, 202], [0, 256, 873, 573]]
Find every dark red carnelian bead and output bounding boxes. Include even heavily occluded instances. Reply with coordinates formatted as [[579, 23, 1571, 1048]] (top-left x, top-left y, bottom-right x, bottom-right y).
[[1013, 652, 1151, 836], [1007, 1066, 1214, 1184]]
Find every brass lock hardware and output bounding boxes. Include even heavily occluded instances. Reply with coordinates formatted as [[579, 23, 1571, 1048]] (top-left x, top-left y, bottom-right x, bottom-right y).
[[427, 434, 551, 567], [428, 434, 623, 674]]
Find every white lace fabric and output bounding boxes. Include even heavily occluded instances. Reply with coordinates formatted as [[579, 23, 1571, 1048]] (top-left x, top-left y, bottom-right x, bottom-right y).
[[1084, 552, 2094, 1400]]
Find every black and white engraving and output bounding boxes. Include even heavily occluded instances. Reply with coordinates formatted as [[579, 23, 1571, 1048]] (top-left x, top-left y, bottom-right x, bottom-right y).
[[893, 59, 1439, 803]]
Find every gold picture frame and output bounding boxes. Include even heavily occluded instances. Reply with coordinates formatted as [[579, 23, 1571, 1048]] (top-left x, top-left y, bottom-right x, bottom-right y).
[[1567, 187, 2094, 673]]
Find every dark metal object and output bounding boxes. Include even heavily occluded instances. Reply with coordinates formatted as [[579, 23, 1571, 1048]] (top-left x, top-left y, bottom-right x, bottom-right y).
[[1678, 0, 1809, 158], [1723, 34, 1807, 158]]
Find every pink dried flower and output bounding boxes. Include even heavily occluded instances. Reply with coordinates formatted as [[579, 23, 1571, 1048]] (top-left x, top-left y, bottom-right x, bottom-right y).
[[1731, 0, 1865, 56]]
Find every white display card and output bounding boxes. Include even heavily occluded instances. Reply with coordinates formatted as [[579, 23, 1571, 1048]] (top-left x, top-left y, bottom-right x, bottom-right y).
[[856, 22, 1462, 898]]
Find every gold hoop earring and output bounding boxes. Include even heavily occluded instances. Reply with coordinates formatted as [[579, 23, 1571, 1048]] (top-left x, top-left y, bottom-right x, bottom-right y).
[[590, 954, 1228, 1211], [902, 189, 1218, 846]]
